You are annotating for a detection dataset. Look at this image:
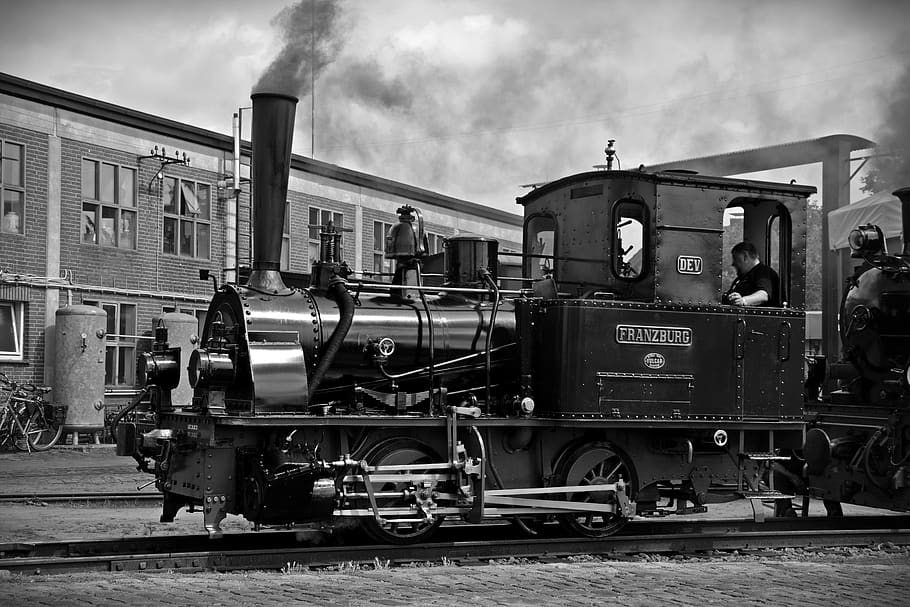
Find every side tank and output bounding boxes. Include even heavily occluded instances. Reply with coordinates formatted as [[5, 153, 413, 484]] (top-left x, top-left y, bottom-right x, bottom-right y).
[[54, 304, 107, 432]]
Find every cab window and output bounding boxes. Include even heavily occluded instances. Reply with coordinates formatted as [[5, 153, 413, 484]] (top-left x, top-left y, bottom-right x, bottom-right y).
[[524, 214, 556, 280], [723, 199, 791, 307], [767, 208, 792, 305], [612, 199, 647, 280]]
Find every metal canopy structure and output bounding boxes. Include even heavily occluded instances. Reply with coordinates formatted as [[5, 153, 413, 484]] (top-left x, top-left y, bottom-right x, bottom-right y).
[[648, 134, 877, 361]]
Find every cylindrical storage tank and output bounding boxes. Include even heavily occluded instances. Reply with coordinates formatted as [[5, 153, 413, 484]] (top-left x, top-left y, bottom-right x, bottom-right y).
[[152, 312, 199, 407], [444, 235, 499, 288], [54, 305, 107, 432]]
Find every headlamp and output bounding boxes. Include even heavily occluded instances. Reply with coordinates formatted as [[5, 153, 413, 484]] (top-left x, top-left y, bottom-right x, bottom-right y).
[[848, 224, 885, 257]]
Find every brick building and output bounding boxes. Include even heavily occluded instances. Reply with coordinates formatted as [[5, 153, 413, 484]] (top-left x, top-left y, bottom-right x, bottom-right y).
[[0, 73, 522, 414]]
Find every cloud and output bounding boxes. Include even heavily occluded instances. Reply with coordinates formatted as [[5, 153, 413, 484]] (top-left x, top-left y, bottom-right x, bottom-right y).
[[3, 0, 909, 210]]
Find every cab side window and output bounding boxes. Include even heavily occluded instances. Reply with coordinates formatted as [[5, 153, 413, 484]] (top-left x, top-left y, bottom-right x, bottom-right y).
[[612, 199, 648, 280], [766, 208, 791, 306], [724, 200, 792, 307], [524, 214, 556, 280]]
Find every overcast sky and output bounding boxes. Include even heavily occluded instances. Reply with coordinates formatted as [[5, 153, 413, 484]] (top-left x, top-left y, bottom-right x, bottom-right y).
[[1, 0, 908, 213]]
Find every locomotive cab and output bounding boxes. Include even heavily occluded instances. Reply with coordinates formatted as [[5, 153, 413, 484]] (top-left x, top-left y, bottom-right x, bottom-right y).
[[517, 171, 814, 421]]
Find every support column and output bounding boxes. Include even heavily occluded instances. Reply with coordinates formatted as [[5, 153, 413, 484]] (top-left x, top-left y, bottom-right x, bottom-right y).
[[43, 134, 61, 387], [820, 139, 852, 365]]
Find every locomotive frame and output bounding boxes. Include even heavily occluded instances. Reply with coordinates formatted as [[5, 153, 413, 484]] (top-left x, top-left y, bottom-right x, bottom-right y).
[[116, 92, 909, 542]]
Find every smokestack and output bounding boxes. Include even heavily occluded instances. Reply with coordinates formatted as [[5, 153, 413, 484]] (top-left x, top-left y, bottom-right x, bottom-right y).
[[248, 92, 298, 292], [893, 186, 910, 257]]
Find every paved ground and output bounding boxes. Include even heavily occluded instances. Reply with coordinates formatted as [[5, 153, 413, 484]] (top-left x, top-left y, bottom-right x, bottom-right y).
[[1, 447, 908, 606], [2, 556, 909, 606]]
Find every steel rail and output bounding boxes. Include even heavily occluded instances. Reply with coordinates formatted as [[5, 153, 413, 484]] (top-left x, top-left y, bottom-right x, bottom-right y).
[[0, 492, 160, 504], [1, 516, 908, 575]]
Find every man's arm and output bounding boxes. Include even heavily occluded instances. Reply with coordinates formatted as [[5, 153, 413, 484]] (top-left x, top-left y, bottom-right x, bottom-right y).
[[730, 290, 769, 306]]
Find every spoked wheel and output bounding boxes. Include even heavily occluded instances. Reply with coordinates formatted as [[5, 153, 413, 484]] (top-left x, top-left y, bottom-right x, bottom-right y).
[[555, 441, 637, 537], [25, 406, 64, 451], [358, 439, 446, 545]]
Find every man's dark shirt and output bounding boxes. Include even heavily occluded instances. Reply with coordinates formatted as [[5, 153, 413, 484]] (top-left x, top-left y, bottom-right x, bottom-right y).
[[728, 262, 780, 307]]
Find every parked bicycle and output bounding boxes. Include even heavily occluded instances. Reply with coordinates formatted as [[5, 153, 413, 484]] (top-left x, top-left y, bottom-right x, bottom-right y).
[[0, 373, 65, 452]]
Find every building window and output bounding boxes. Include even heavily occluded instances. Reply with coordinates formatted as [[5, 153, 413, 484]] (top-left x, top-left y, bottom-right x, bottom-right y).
[[85, 300, 136, 386], [162, 306, 207, 339], [426, 232, 446, 255], [373, 220, 394, 276], [162, 177, 211, 259], [281, 202, 290, 271], [0, 301, 24, 361], [1, 141, 25, 235], [308, 207, 343, 266], [81, 158, 137, 248]]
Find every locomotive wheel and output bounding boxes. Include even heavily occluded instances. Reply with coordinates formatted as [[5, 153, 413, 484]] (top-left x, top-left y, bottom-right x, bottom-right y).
[[358, 439, 446, 545], [555, 441, 637, 537]]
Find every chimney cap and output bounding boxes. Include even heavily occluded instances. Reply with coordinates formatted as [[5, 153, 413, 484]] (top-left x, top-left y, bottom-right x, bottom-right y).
[[250, 91, 300, 103]]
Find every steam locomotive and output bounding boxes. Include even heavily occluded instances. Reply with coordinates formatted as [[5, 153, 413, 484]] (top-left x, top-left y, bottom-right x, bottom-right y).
[[802, 188, 910, 513], [116, 92, 910, 542]]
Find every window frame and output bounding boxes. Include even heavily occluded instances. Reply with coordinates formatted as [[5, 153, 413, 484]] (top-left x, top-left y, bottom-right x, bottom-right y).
[[281, 201, 290, 271], [766, 205, 792, 306], [83, 300, 137, 387], [161, 176, 212, 259], [610, 198, 649, 282], [308, 207, 344, 266], [372, 220, 394, 276], [162, 305, 207, 340], [81, 158, 138, 249], [1, 140, 26, 236], [426, 232, 446, 255], [0, 301, 24, 361], [523, 213, 558, 280]]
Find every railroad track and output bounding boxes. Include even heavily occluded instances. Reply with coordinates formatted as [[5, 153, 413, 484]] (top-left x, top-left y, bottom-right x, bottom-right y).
[[2, 515, 908, 575], [0, 492, 159, 504]]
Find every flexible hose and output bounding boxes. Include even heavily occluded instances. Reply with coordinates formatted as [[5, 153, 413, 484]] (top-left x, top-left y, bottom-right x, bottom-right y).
[[416, 260, 436, 407], [481, 270, 501, 409], [308, 278, 355, 400], [108, 387, 150, 445]]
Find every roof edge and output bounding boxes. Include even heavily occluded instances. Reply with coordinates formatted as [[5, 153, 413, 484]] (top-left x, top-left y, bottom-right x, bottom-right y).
[[0, 71, 522, 227]]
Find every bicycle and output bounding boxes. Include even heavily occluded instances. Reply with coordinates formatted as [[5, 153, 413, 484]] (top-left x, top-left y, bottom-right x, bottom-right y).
[[0, 373, 65, 452]]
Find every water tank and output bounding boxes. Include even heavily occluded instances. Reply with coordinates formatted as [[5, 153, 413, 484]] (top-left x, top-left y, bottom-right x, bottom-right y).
[[444, 235, 499, 288], [54, 305, 107, 432], [152, 312, 199, 407]]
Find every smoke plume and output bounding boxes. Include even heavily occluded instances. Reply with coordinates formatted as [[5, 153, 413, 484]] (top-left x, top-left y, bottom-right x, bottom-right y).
[[865, 59, 910, 192], [253, 0, 344, 96]]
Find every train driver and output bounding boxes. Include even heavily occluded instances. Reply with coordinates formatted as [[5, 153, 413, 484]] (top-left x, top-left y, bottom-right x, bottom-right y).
[[723, 241, 780, 307]]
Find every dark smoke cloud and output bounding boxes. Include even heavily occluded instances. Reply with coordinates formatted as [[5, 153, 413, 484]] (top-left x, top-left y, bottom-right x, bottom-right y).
[[253, 0, 344, 96], [865, 58, 910, 192], [245, 2, 909, 210], [316, 30, 620, 206], [334, 59, 414, 109]]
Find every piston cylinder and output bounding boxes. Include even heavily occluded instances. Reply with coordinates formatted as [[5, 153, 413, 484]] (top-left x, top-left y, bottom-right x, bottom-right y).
[[151, 312, 199, 407]]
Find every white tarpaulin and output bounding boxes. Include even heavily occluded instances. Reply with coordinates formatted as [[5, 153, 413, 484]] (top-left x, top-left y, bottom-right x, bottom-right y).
[[827, 191, 903, 250]]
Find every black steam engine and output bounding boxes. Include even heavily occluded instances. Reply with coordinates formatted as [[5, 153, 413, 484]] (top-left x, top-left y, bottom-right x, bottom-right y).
[[802, 187, 910, 513], [117, 92, 909, 542]]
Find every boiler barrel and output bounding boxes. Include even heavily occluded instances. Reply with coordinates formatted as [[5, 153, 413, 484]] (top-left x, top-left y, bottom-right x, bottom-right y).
[[153, 312, 199, 407], [54, 305, 107, 432]]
